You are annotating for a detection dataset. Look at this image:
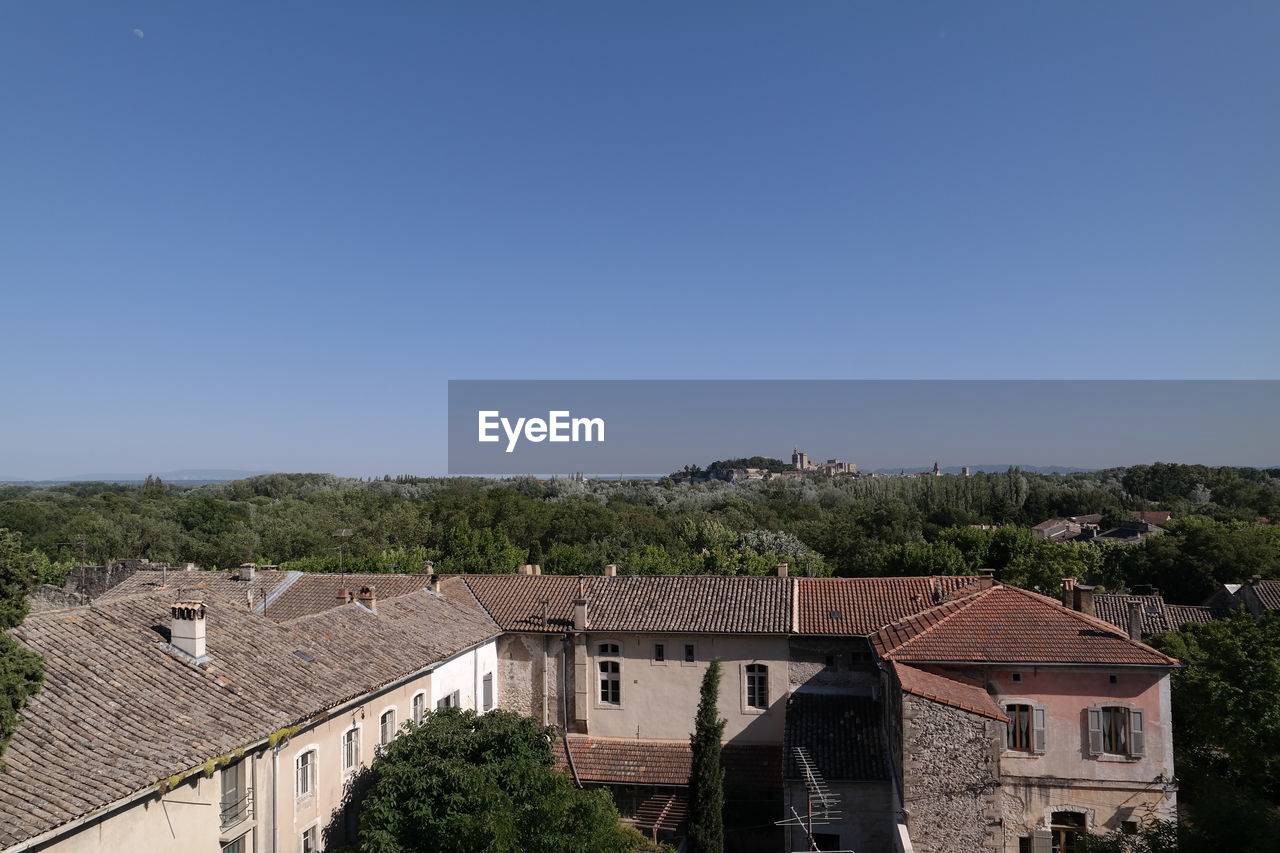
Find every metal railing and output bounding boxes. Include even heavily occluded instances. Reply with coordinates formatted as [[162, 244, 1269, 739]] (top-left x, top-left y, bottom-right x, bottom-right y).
[[220, 787, 254, 829]]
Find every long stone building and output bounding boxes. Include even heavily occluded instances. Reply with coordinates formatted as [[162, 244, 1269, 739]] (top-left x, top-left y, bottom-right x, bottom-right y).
[[1, 566, 1178, 853]]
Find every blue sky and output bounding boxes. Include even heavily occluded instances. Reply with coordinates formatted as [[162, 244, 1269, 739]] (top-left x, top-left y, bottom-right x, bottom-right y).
[[1, 2, 1276, 478]]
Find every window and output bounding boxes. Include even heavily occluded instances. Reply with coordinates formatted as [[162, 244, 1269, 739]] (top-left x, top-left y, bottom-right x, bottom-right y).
[[437, 690, 460, 709], [745, 664, 768, 710], [380, 709, 396, 745], [295, 750, 316, 798], [342, 726, 360, 772], [599, 660, 621, 704], [482, 672, 494, 711], [1005, 704, 1046, 753], [412, 692, 426, 723], [653, 643, 666, 662], [824, 654, 836, 670], [683, 644, 696, 663], [301, 825, 319, 853], [220, 759, 250, 828], [1087, 705, 1145, 757], [598, 642, 620, 656], [1050, 811, 1085, 852], [221, 837, 246, 853], [1011, 672, 1022, 683]]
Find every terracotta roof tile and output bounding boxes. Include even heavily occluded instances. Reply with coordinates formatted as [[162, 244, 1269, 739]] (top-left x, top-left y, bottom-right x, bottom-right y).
[[1250, 580, 1280, 611], [872, 585, 1179, 666], [561, 737, 781, 787], [795, 576, 977, 635], [891, 663, 1007, 721]]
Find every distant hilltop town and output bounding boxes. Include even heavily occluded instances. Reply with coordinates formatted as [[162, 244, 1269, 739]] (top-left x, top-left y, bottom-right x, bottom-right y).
[[673, 449, 973, 483]]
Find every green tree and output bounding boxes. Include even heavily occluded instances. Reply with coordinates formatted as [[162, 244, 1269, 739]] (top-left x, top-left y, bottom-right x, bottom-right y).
[[1149, 612, 1280, 851], [350, 708, 638, 853], [0, 529, 45, 759], [687, 658, 725, 853]]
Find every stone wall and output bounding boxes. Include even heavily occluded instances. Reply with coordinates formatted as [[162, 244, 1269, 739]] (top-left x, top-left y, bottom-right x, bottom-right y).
[[788, 638, 877, 692], [901, 694, 1002, 853], [495, 633, 567, 727]]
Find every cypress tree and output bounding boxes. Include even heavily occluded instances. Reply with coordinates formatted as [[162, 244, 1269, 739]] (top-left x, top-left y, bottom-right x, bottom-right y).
[[687, 657, 725, 853]]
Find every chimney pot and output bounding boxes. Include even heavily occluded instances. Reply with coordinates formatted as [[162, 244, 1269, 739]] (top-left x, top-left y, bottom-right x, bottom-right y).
[[428, 573, 440, 594], [776, 563, 789, 578], [337, 587, 351, 602], [357, 586, 376, 611], [604, 564, 617, 577], [977, 567, 995, 588], [1127, 600, 1144, 641], [1073, 584, 1096, 617], [1062, 577, 1077, 608], [170, 599, 208, 661]]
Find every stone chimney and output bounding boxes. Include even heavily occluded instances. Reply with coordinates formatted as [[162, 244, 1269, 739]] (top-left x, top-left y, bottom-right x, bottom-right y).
[[238, 563, 256, 582], [573, 597, 587, 632], [533, 564, 542, 575], [1127, 600, 1144, 641], [170, 600, 208, 662], [1062, 577, 1077, 608], [977, 567, 995, 589], [776, 563, 789, 578], [337, 587, 353, 604], [518, 564, 533, 575], [428, 573, 440, 594], [1073, 584, 1096, 618], [357, 586, 376, 613], [603, 564, 617, 577]]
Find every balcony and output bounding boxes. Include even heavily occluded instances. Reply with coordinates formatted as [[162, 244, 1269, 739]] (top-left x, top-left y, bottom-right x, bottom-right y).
[[220, 787, 253, 829]]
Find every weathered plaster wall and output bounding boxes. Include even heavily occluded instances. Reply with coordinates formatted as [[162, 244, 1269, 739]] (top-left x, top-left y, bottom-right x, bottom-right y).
[[787, 638, 877, 693], [901, 694, 1002, 853]]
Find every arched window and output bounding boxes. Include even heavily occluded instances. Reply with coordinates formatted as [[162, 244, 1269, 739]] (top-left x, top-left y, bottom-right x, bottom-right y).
[[379, 709, 396, 745], [599, 660, 621, 704], [342, 725, 361, 772], [295, 749, 316, 798]]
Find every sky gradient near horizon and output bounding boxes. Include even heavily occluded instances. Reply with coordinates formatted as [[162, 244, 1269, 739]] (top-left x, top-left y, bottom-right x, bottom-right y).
[[2, 2, 1277, 479]]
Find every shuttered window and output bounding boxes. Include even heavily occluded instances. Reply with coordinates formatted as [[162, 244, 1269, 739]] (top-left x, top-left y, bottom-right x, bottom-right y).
[[1005, 704, 1046, 754], [1087, 705, 1145, 758]]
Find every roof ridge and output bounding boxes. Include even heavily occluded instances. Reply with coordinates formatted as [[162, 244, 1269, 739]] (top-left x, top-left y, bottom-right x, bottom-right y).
[[877, 586, 995, 656], [996, 585, 1179, 663]]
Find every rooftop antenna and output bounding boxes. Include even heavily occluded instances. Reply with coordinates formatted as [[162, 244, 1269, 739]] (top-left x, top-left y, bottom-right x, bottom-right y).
[[57, 533, 88, 565], [334, 529, 353, 573], [776, 747, 843, 851]]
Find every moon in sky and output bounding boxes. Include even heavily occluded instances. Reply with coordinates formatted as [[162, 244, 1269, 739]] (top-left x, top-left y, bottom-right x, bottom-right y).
[[133, 28, 144, 39]]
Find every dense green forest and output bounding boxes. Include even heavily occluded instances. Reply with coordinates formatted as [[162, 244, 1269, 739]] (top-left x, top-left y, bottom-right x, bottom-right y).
[[1, 463, 1278, 603]]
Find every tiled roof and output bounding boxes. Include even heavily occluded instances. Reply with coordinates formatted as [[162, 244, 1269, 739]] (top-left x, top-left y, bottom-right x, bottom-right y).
[[452, 574, 793, 634], [871, 585, 1179, 666], [793, 576, 977, 635], [784, 693, 888, 781], [99, 570, 438, 623], [561, 737, 781, 787], [891, 663, 1007, 721], [1094, 593, 1226, 637], [98, 568, 295, 608], [1249, 580, 1280, 611], [0, 586, 498, 848], [1131, 511, 1173, 524]]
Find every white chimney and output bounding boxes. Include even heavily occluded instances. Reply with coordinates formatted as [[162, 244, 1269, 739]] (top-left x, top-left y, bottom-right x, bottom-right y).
[[604, 564, 617, 577], [776, 563, 789, 578], [239, 563, 256, 582], [170, 600, 208, 662]]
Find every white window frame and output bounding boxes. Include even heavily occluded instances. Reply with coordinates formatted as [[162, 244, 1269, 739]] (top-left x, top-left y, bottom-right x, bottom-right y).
[[596, 638, 623, 708], [1003, 700, 1047, 755], [378, 706, 397, 745], [341, 723, 362, 774], [742, 662, 769, 713], [300, 822, 320, 853], [294, 746, 318, 800], [411, 691, 427, 723]]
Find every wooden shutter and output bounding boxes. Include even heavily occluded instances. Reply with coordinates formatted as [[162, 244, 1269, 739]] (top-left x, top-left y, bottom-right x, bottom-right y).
[[1087, 706, 1103, 755], [1031, 829, 1053, 853], [1032, 706, 1047, 754], [1129, 708, 1145, 757]]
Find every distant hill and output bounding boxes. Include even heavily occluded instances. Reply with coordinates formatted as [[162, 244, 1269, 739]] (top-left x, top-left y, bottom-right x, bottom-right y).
[[870, 465, 1097, 475], [0, 469, 274, 485]]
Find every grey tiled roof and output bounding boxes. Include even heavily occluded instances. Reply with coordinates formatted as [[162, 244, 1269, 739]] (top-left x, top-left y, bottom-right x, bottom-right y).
[[451, 574, 793, 634], [1094, 593, 1226, 637], [0, 586, 498, 848], [784, 693, 887, 781]]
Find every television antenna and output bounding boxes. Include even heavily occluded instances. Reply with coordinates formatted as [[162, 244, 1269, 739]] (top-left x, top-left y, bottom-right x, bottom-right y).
[[776, 747, 845, 851], [334, 529, 353, 572]]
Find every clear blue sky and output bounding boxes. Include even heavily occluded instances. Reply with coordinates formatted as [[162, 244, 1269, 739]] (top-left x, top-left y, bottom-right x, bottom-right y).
[[1, 2, 1276, 479]]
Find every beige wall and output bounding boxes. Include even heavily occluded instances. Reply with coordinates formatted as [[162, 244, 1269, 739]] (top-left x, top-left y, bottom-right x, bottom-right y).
[[578, 632, 789, 742]]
